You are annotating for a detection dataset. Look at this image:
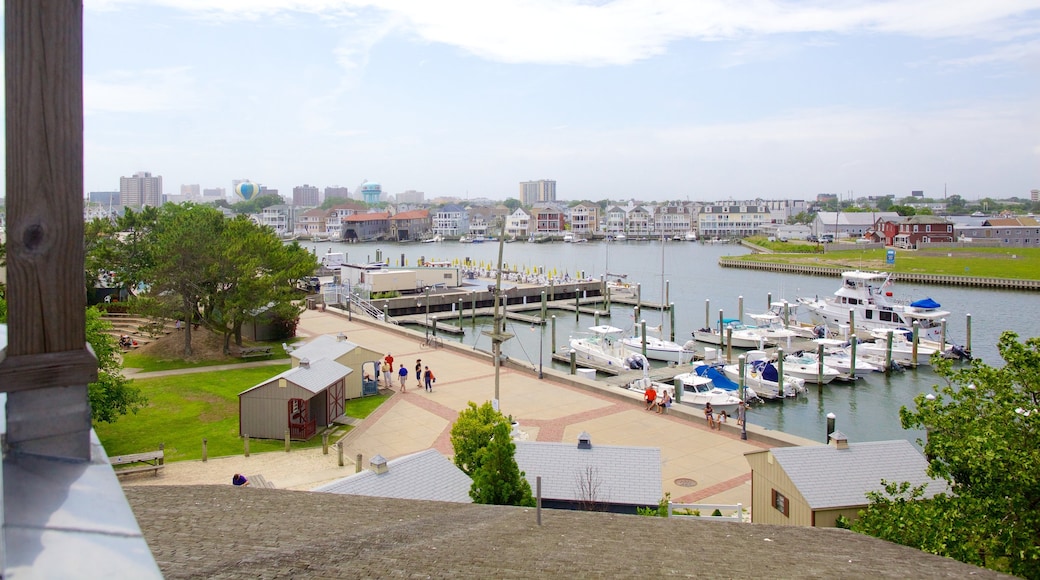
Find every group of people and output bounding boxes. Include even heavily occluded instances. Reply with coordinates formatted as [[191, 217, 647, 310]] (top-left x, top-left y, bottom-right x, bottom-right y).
[[642, 385, 672, 414], [380, 353, 437, 393], [118, 335, 136, 349]]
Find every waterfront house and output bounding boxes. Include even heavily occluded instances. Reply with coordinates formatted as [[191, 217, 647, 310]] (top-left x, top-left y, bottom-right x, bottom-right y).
[[604, 205, 627, 236], [466, 206, 494, 237], [813, 212, 899, 240], [569, 201, 600, 235], [698, 203, 772, 239], [258, 204, 295, 235], [891, 215, 955, 249], [532, 203, 565, 236], [744, 434, 946, 527], [389, 209, 431, 241], [295, 208, 327, 238], [653, 202, 692, 237], [432, 204, 469, 237], [505, 207, 531, 237], [625, 206, 652, 238], [343, 211, 391, 242], [326, 202, 369, 238], [957, 216, 1040, 247]]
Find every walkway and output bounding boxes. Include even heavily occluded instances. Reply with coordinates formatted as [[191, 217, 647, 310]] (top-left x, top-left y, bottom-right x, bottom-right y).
[[123, 307, 817, 509]]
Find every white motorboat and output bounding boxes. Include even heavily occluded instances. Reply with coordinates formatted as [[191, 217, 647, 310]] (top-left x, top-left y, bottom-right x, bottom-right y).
[[684, 231, 698, 242], [615, 233, 627, 242], [620, 331, 697, 364], [670, 373, 743, 414], [568, 325, 643, 370], [459, 235, 473, 243], [692, 319, 770, 349], [421, 234, 443, 244], [804, 339, 884, 373], [797, 271, 951, 342], [781, 354, 842, 384], [722, 352, 806, 399], [854, 328, 942, 367], [563, 233, 574, 243]]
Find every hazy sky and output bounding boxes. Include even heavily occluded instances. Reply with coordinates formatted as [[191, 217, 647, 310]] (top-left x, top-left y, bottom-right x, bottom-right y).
[[82, 1, 1040, 201]]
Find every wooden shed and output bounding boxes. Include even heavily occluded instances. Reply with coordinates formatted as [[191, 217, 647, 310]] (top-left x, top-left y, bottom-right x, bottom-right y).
[[288, 334, 383, 398], [238, 358, 351, 440]]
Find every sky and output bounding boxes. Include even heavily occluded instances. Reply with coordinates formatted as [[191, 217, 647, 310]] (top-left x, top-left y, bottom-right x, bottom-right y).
[[80, 0, 1040, 202]]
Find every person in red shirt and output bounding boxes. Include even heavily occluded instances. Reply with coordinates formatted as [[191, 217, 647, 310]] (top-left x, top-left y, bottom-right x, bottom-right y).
[[384, 353, 394, 368], [644, 386, 657, 410]]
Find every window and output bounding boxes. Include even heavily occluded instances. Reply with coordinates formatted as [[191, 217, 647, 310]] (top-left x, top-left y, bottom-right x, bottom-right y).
[[772, 489, 790, 517]]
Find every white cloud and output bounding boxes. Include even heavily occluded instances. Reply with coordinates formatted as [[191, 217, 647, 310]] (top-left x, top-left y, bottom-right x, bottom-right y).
[[85, 66, 200, 114], [88, 0, 1040, 66]]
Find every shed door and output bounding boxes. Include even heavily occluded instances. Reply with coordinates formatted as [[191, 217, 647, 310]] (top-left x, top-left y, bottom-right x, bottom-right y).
[[326, 380, 345, 423]]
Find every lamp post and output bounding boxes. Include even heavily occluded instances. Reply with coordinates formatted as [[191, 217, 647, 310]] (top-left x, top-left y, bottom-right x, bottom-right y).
[[423, 286, 431, 340]]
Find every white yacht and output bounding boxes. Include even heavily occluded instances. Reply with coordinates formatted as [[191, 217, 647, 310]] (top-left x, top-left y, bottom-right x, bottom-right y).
[[567, 325, 639, 369], [797, 271, 951, 342], [692, 319, 770, 349], [620, 331, 697, 364], [781, 354, 842, 384]]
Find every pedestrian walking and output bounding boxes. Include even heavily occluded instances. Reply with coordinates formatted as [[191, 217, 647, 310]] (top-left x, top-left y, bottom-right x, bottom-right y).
[[424, 366, 436, 392], [415, 359, 423, 389], [398, 363, 408, 392]]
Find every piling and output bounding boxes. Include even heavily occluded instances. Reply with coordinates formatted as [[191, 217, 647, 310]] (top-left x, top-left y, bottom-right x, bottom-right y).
[[738, 355, 747, 402], [575, 290, 580, 322], [940, 318, 946, 352], [459, 298, 464, 328], [472, 295, 477, 328], [738, 295, 744, 321], [665, 280, 670, 311], [400, 253, 405, 267], [783, 302, 790, 327], [849, 310, 855, 338], [641, 320, 647, 357], [850, 337, 857, 379], [244, 434, 250, 457], [966, 313, 972, 353], [912, 321, 920, 366], [817, 343, 825, 391], [705, 299, 710, 327], [726, 327, 733, 363], [595, 311, 600, 326], [885, 331, 894, 373], [767, 292, 772, 310], [673, 377, 683, 404], [669, 303, 676, 342], [569, 349, 577, 374], [826, 413, 836, 443], [605, 286, 611, 311], [202, 438, 208, 462], [636, 283, 642, 314], [551, 315, 557, 353], [776, 348, 784, 405]]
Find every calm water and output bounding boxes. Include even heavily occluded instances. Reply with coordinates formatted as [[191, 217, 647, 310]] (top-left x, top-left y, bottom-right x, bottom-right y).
[[305, 239, 1038, 445]]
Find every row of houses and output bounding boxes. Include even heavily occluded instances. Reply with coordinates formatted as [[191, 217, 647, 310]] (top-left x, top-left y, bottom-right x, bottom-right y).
[[816, 212, 1040, 248]]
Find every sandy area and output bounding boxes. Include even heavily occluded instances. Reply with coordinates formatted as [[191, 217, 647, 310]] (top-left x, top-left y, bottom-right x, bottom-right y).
[[120, 446, 361, 491]]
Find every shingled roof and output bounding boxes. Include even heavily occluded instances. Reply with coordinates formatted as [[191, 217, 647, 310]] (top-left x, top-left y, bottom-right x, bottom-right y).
[[314, 449, 472, 503]]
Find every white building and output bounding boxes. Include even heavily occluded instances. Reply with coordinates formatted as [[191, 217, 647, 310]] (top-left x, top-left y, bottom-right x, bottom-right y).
[[520, 180, 556, 206], [432, 204, 469, 236], [119, 171, 162, 209], [505, 207, 530, 237]]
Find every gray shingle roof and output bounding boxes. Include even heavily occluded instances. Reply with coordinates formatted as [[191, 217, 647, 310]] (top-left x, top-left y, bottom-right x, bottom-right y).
[[768, 440, 947, 509], [514, 440, 661, 506], [313, 449, 472, 503], [241, 358, 352, 396], [289, 334, 361, 363]]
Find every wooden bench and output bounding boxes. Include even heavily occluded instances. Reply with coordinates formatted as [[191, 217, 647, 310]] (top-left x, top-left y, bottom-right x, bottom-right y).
[[238, 346, 273, 359], [111, 444, 165, 477], [246, 474, 275, 489]]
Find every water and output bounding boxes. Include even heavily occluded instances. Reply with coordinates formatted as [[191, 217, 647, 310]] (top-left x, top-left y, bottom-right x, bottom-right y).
[[304, 238, 1038, 445]]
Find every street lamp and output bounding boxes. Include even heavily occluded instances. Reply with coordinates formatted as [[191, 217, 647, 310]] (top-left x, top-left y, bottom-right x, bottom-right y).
[[531, 321, 544, 379], [421, 285, 431, 340], [738, 354, 747, 440]]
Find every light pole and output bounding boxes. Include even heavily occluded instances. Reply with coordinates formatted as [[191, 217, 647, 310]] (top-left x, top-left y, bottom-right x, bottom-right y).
[[532, 320, 544, 379], [422, 286, 431, 340]]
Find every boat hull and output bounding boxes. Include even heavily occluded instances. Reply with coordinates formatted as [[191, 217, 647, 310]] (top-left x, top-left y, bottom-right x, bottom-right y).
[[620, 337, 695, 364]]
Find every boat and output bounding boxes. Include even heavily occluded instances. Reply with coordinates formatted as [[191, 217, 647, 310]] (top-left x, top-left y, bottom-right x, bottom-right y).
[[459, 235, 473, 243], [615, 233, 627, 242], [620, 329, 697, 364], [421, 234, 443, 244], [796, 271, 951, 342], [803, 339, 885, 373], [721, 352, 806, 399], [563, 233, 574, 243], [853, 328, 943, 367], [573, 236, 588, 244], [692, 319, 771, 349], [780, 354, 842, 384], [471, 236, 487, 243], [685, 365, 760, 402], [671, 372, 745, 413], [684, 231, 698, 242], [319, 251, 347, 270], [567, 325, 644, 370]]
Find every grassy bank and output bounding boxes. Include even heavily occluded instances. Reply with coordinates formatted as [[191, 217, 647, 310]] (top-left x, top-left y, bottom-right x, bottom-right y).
[[729, 245, 1040, 279], [97, 363, 391, 461]]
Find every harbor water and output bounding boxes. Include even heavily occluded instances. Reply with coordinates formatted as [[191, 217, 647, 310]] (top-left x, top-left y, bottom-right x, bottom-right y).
[[304, 238, 1037, 446]]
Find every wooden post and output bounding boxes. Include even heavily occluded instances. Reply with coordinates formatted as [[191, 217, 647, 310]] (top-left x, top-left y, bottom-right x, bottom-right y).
[[726, 327, 733, 364], [541, 290, 547, 320], [849, 310, 855, 338], [776, 348, 784, 405], [202, 438, 208, 462], [940, 318, 947, 352], [1, 0, 96, 461], [472, 295, 477, 327], [669, 303, 676, 342], [285, 429, 291, 452], [605, 285, 611, 311], [850, 337, 858, 379], [738, 295, 743, 321], [595, 311, 600, 326], [551, 315, 557, 353], [569, 349, 577, 374], [767, 292, 772, 310], [459, 298, 464, 328], [966, 313, 972, 353], [641, 320, 647, 356], [536, 476, 542, 526], [432, 316, 437, 336], [886, 331, 894, 374], [705, 299, 710, 327], [912, 321, 920, 367], [636, 283, 642, 315], [817, 343, 825, 389], [244, 434, 250, 457], [575, 289, 580, 322], [322, 432, 329, 455]]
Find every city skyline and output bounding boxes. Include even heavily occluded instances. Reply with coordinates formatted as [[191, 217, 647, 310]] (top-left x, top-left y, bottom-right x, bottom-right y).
[[79, 1, 1039, 201]]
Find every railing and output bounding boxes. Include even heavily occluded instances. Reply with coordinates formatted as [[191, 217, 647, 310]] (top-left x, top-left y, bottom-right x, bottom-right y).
[[289, 419, 316, 440], [668, 502, 745, 522]]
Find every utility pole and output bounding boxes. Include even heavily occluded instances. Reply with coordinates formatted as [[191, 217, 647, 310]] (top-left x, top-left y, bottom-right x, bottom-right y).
[[482, 219, 513, 409]]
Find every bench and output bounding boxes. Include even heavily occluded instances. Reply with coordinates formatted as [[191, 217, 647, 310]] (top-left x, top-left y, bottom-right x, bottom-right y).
[[245, 474, 275, 489], [238, 346, 273, 359], [111, 444, 165, 477]]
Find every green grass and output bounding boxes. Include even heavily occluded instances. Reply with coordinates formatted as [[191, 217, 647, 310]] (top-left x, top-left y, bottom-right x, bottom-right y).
[[345, 393, 390, 419], [729, 246, 1040, 279], [96, 364, 377, 461], [121, 351, 244, 373]]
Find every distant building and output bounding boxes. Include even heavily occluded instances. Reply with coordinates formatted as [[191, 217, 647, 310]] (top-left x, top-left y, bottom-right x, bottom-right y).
[[359, 182, 383, 205], [324, 186, 350, 203], [889, 215, 955, 249], [520, 180, 556, 206], [813, 212, 899, 239], [88, 191, 120, 206], [342, 212, 391, 242], [569, 202, 600, 235], [389, 209, 431, 242], [505, 207, 530, 237], [293, 184, 320, 207], [531, 204, 564, 235], [698, 203, 771, 238], [180, 184, 200, 199], [202, 187, 226, 201], [911, 190, 924, 198], [957, 216, 1040, 247], [432, 204, 469, 237], [396, 190, 425, 204], [1031, 189, 1039, 202], [604, 206, 626, 236], [119, 171, 162, 209]]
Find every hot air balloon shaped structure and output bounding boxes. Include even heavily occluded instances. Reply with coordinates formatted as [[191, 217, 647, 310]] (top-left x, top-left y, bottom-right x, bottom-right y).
[[235, 181, 260, 202]]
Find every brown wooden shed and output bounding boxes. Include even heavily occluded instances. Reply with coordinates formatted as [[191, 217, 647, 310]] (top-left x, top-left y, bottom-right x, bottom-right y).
[[288, 334, 383, 398], [238, 357, 352, 440]]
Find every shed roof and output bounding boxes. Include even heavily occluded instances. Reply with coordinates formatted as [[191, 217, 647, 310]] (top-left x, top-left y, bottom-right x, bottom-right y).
[[757, 440, 947, 510], [289, 334, 361, 362], [344, 212, 390, 223], [314, 449, 472, 503], [241, 357, 352, 396], [514, 440, 661, 506], [391, 209, 429, 221]]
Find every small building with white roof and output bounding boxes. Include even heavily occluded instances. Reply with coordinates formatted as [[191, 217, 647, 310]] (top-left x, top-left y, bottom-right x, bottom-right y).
[[314, 449, 473, 503]]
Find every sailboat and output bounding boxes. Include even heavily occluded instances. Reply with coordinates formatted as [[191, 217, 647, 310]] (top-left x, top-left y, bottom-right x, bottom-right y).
[[620, 232, 696, 363]]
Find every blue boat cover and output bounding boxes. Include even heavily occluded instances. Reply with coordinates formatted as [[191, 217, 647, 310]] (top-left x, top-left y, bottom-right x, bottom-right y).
[[911, 298, 941, 309], [694, 365, 739, 391]]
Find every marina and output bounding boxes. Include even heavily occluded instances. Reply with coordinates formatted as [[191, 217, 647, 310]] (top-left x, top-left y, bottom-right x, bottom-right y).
[[301, 237, 1038, 446]]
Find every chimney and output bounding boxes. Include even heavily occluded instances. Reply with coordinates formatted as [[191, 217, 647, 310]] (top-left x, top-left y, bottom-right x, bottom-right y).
[[299, 357, 311, 369], [337, 332, 346, 342], [829, 430, 849, 450], [577, 431, 591, 450], [370, 454, 388, 474]]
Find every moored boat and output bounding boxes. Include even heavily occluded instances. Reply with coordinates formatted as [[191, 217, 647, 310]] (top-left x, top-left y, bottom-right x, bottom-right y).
[[620, 331, 697, 364], [567, 325, 643, 370]]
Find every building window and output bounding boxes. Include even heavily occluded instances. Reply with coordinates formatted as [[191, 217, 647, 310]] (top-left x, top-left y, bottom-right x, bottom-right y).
[[772, 489, 790, 517]]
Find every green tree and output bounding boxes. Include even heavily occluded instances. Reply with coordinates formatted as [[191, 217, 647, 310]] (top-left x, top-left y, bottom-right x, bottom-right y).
[[890, 205, 917, 216], [502, 198, 521, 212], [875, 196, 894, 211], [450, 401, 502, 475], [854, 332, 1040, 577], [945, 195, 967, 215], [230, 193, 284, 215], [468, 420, 534, 506], [85, 307, 147, 424], [320, 196, 350, 210]]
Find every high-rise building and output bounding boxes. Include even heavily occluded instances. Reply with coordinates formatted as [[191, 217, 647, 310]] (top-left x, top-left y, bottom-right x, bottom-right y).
[[325, 186, 350, 203], [519, 180, 556, 206], [396, 190, 425, 204], [120, 171, 162, 208], [293, 184, 320, 206], [202, 187, 226, 201], [180, 184, 201, 199], [1031, 189, 1039, 202], [88, 191, 120, 206]]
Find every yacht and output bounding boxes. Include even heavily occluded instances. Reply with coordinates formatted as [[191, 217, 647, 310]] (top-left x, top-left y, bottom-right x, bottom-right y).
[[796, 271, 951, 342], [567, 325, 641, 369], [620, 330, 697, 364]]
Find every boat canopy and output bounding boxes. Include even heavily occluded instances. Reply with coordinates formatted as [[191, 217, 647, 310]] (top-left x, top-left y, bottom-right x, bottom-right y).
[[588, 325, 624, 335], [910, 298, 941, 309], [695, 365, 739, 391]]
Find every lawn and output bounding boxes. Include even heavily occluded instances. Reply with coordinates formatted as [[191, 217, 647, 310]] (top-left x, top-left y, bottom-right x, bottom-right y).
[[96, 366, 390, 462], [121, 351, 249, 373], [730, 246, 1040, 279]]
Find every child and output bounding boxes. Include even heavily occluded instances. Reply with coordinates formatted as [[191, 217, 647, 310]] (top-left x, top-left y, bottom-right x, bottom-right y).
[[424, 366, 436, 392], [397, 363, 408, 392]]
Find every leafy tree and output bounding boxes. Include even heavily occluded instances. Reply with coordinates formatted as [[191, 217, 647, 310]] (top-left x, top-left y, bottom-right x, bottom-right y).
[[875, 196, 894, 211], [854, 332, 1040, 577], [916, 207, 934, 215], [230, 193, 285, 215], [85, 207, 160, 299], [84, 307, 147, 424], [450, 401, 502, 475], [945, 195, 967, 215], [889, 205, 917, 216], [320, 196, 351, 210], [789, 211, 813, 225], [502, 198, 521, 211], [469, 420, 534, 506]]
